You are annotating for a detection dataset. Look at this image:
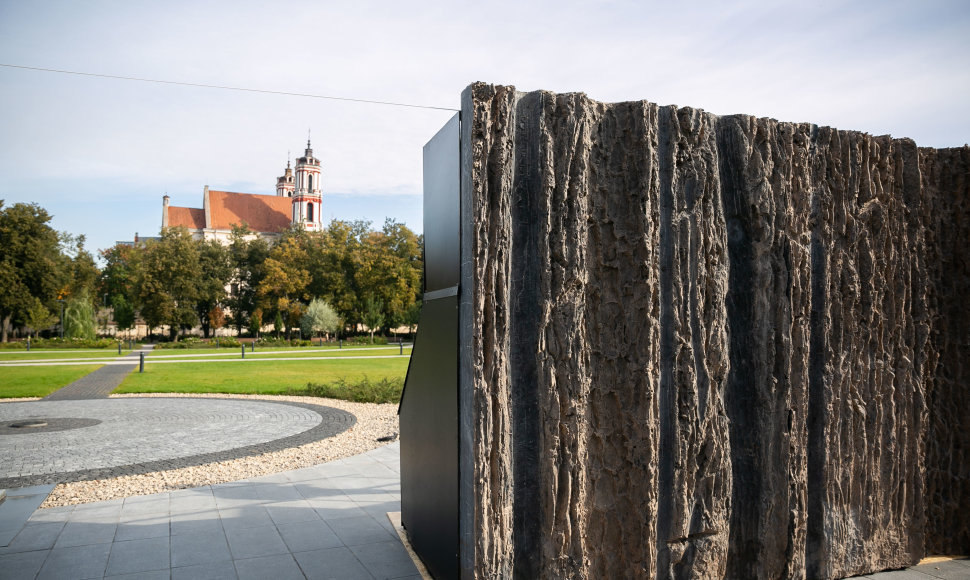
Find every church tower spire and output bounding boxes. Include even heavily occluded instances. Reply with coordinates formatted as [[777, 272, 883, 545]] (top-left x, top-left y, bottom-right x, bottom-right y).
[[276, 156, 294, 197], [291, 137, 323, 230]]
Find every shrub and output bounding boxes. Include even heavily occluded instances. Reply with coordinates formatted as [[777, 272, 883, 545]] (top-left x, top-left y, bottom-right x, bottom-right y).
[[345, 335, 387, 345], [291, 376, 404, 404], [24, 337, 117, 349], [255, 338, 312, 348], [154, 337, 242, 349]]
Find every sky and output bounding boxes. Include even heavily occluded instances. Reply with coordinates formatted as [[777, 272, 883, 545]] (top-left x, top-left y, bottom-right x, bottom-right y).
[[1, 0, 968, 259]]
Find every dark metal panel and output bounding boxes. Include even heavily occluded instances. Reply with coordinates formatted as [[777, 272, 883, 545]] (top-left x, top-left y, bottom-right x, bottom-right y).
[[423, 113, 461, 293], [400, 112, 461, 579], [399, 296, 459, 580]]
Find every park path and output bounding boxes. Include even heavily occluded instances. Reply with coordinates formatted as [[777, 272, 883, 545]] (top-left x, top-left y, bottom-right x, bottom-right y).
[[41, 345, 154, 401]]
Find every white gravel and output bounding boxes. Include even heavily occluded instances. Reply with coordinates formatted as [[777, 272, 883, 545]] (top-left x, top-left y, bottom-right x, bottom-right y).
[[39, 393, 399, 508]]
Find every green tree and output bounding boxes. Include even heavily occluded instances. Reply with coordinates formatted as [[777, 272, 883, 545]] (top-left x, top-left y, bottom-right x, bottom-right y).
[[0, 201, 70, 341], [404, 301, 421, 335], [196, 240, 232, 338], [226, 225, 270, 335], [362, 296, 385, 343], [63, 234, 99, 300], [99, 243, 136, 302], [131, 227, 201, 341], [64, 288, 96, 340], [112, 294, 136, 339], [301, 298, 340, 339], [24, 297, 56, 338]]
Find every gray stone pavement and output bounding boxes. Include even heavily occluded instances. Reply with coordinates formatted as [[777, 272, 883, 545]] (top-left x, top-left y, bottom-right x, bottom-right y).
[[0, 442, 421, 580], [0, 398, 355, 489]]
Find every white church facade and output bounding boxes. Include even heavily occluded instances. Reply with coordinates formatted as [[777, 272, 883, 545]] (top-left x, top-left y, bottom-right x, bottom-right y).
[[163, 140, 324, 242]]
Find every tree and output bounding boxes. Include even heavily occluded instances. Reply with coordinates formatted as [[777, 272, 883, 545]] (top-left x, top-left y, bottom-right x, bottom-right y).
[[363, 296, 385, 343], [208, 306, 226, 337], [99, 243, 136, 301], [301, 298, 340, 339], [63, 234, 99, 300], [226, 225, 270, 335], [274, 310, 285, 339], [24, 297, 56, 338], [63, 288, 96, 340], [304, 219, 369, 328], [112, 294, 136, 339], [0, 201, 71, 341], [285, 300, 304, 340], [355, 219, 422, 336], [258, 236, 310, 338], [195, 240, 232, 338], [404, 301, 421, 335], [131, 227, 201, 341], [248, 308, 263, 339]]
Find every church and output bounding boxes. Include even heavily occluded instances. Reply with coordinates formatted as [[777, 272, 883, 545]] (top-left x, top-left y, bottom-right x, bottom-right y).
[[162, 140, 323, 243]]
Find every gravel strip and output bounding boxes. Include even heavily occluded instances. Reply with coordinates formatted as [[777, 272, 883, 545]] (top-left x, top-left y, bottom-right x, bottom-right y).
[[38, 393, 399, 508]]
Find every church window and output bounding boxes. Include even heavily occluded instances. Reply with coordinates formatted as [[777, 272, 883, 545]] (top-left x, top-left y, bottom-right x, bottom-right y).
[[308, 174, 313, 192], [308, 202, 314, 222]]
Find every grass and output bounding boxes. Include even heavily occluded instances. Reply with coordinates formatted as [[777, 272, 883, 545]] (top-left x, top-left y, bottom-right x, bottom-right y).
[[0, 365, 103, 398], [115, 357, 410, 400], [0, 351, 133, 361], [145, 346, 411, 360]]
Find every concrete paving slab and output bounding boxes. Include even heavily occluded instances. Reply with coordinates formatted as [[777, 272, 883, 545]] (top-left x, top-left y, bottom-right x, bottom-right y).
[[3, 442, 956, 579], [0, 484, 55, 547]]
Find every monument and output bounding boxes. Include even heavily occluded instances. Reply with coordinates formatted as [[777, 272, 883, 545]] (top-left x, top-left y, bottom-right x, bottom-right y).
[[400, 83, 969, 579]]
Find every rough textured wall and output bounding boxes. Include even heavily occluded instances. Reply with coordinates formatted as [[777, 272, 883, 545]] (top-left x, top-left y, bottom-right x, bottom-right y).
[[462, 82, 969, 579], [920, 147, 970, 555], [717, 116, 814, 579]]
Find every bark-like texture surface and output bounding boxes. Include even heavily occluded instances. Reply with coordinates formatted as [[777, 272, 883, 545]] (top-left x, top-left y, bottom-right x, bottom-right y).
[[920, 147, 970, 556], [461, 82, 969, 579]]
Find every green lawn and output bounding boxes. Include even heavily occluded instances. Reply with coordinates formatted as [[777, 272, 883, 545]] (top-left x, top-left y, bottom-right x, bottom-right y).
[[0, 351, 133, 361], [116, 356, 410, 396], [146, 346, 411, 360], [0, 365, 103, 398]]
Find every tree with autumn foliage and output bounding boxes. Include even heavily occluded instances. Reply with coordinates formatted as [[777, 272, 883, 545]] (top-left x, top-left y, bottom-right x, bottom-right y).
[[257, 235, 310, 339], [354, 219, 422, 334]]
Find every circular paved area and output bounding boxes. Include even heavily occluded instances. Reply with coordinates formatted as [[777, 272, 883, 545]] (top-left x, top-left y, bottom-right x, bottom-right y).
[[0, 398, 355, 488]]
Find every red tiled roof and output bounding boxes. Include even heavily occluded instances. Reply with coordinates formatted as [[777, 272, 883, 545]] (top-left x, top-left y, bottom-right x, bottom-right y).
[[208, 190, 292, 233], [167, 206, 205, 230]]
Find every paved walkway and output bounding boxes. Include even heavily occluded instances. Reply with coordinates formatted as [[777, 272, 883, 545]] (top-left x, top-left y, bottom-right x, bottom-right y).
[[42, 346, 152, 401], [0, 443, 421, 579]]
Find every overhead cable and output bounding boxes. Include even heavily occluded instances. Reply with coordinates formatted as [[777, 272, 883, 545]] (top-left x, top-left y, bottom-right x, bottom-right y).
[[0, 63, 460, 112]]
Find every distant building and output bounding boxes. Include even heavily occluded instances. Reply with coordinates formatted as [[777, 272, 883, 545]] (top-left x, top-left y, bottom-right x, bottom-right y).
[[162, 140, 324, 243]]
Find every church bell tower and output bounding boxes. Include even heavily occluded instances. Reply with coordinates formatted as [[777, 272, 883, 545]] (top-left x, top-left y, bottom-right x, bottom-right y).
[[291, 140, 323, 230], [276, 158, 295, 197]]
